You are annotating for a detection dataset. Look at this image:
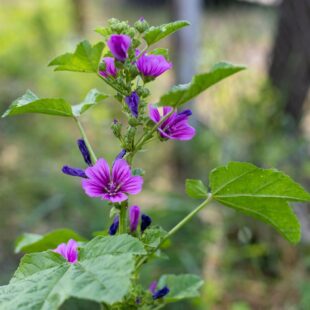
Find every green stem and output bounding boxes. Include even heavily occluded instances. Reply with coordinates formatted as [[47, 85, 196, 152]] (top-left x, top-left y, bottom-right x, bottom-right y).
[[97, 73, 128, 97], [74, 117, 97, 163], [119, 204, 127, 234], [136, 194, 213, 270]]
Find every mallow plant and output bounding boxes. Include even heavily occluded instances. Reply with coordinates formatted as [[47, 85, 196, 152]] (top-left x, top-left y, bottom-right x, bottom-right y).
[[1, 18, 309, 310]]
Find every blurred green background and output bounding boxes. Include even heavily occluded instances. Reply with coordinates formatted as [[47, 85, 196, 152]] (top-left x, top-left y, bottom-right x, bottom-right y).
[[1, 0, 310, 309]]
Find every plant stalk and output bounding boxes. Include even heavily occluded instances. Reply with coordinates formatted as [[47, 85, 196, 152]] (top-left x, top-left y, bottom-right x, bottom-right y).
[[119, 204, 127, 234], [74, 117, 97, 163]]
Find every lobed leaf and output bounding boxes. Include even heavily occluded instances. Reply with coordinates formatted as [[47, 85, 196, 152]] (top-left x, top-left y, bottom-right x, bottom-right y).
[[158, 62, 246, 107], [143, 20, 190, 46], [1, 90, 72, 118], [48, 40, 104, 73], [0, 235, 146, 309], [2, 89, 108, 118], [210, 162, 310, 244], [157, 274, 203, 303], [185, 179, 208, 199], [15, 229, 87, 254]]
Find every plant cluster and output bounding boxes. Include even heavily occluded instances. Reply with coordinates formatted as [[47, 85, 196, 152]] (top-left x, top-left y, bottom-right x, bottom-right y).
[[0, 18, 309, 310]]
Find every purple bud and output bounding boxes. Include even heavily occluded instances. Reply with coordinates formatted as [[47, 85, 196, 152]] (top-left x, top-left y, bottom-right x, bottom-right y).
[[152, 286, 170, 300], [107, 34, 131, 61], [129, 205, 141, 232], [99, 57, 117, 78], [62, 166, 87, 178], [149, 281, 157, 294], [141, 214, 152, 233], [139, 17, 145, 22], [115, 149, 126, 161], [77, 139, 92, 166], [109, 216, 119, 235], [125, 92, 139, 118], [137, 53, 172, 78]]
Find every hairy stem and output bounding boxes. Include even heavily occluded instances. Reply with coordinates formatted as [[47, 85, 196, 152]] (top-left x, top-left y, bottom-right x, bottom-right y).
[[119, 204, 128, 234], [136, 194, 213, 270], [97, 73, 128, 97], [74, 117, 97, 163]]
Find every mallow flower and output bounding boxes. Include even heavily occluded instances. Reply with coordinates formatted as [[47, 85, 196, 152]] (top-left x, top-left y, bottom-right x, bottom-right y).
[[54, 239, 78, 264], [62, 139, 92, 178], [99, 57, 117, 78], [136, 53, 172, 78], [149, 105, 196, 141], [125, 91, 139, 118], [129, 205, 140, 232], [107, 34, 131, 61], [81, 158, 143, 203]]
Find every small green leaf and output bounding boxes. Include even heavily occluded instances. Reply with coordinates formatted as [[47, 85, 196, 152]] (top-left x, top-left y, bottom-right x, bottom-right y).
[[72, 88, 109, 116], [1, 90, 73, 118], [143, 20, 190, 46], [150, 48, 169, 60], [15, 229, 87, 254], [141, 226, 167, 248], [157, 274, 203, 303], [0, 235, 146, 309], [186, 179, 208, 199], [158, 62, 246, 107], [210, 162, 310, 244], [48, 40, 104, 73]]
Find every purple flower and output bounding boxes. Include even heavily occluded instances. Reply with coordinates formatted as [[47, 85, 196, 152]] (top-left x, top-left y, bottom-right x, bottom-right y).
[[77, 139, 92, 166], [115, 149, 126, 161], [81, 158, 143, 203], [152, 286, 170, 300], [129, 205, 140, 232], [125, 91, 139, 118], [109, 215, 119, 235], [53, 239, 78, 264], [136, 53, 172, 77], [62, 166, 87, 178], [99, 57, 117, 78], [149, 105, 196, 141], [107, 34, 131, 61], [141, 214, 152, 233]]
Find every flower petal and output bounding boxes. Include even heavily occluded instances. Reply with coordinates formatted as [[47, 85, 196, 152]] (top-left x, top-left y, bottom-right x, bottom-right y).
[[149, 105, 161, 123], [121, 175, 143, 195], [84, 158, 110, 184], [112, 159, 131, 184]]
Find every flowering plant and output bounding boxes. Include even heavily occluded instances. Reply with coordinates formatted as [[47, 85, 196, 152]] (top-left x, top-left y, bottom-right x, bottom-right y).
[[1, 18, 309, 309]]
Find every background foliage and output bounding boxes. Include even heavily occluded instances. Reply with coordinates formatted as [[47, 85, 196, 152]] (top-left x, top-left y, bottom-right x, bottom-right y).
[[1, 0, 310, 309]]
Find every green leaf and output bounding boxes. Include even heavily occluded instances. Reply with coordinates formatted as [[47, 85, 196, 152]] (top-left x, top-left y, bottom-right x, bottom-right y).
[[210, 162, 310, 244], [141, 226, 167, 248], [185, 179, 208, 199], [15, 229, 87, 254], [72, 88, 109, 116], [48, 40, 104, 73], [158, 62, 246, 107], [0, 235, 146, 309], [157, 274, 203, 303], [143, 20, 190, 46], [150, 48, 169, 60], [1, 90, 73, 118]]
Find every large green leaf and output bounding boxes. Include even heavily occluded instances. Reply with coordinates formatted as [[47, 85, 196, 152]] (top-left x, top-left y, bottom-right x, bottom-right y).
[[0, 235, 146, 309], [185, 179, 208, 199], [15, 229, 87, 254], [158, 62, 246, 107], [1, 90, 73, 118], [2, 89, 108, 118], [157, 274, 203, 303], [143, 20, 190, 46], [210, 162, 310, 244], [48, 40, 104, 73]]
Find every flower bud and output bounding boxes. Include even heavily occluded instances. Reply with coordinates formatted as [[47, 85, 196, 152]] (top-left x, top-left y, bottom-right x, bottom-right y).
[[109, 216, 119, 235], [62, 166, 87, 178], [111, 120, 122, 139], [129, 205, 141, 232], [77, 139, 92, 166], [134, 17, 149, 33], [152, 286, 170, 300], [141, 214, 152, 233], [125, 92, 139, 118]]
